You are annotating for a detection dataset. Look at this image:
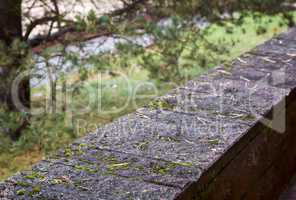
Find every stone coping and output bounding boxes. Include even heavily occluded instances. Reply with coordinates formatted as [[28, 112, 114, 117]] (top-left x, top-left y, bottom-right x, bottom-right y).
[[0, 28, 296, 200]]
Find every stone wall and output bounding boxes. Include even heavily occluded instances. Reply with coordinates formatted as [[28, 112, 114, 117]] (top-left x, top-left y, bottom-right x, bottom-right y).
[[0, 28, 296, 200]]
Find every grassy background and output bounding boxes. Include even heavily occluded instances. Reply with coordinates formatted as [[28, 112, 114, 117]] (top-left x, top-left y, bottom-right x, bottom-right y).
[[0, 11, 295, 180]]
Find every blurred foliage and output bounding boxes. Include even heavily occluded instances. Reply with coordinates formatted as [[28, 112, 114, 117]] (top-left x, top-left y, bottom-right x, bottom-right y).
[[147, 0, 295, 17], [0, 0, 296, 180], [140, 17, 226, 81]]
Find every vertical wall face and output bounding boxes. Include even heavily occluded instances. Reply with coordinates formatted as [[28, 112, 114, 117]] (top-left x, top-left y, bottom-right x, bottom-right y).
[[176, 92, 296, 200], [176, 29, 296, 200], [175, 28, 296, 199], [0, 29, 296, 199]]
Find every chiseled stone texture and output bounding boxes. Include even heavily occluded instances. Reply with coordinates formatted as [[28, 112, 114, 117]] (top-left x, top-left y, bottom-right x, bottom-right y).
[[0, 28, 296, 200]]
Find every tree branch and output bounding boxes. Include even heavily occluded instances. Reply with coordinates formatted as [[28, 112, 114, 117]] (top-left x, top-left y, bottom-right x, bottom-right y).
[[111, 0, 148, 16], [24, 16, 60, 41]]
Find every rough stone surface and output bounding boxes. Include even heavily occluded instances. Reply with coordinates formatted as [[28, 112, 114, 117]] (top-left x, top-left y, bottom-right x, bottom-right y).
[[0, 28, 296, 200]]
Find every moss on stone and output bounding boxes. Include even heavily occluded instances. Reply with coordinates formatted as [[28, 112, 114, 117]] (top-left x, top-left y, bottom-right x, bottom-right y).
[[16, 181, 31, 187], [16, 189, 26, 196], [158, 136, 180, 142], [74, 165, 98, 174], [152, 163, 169, 175], [135, 165, 145, 172], [107, 163, 130, 171], [79, 158, 95, 165], [29, 185, 41, 196], [24, 171, 44, 180], [171, 161, 194, 168], [134, 141, 150, 151], [64, 147, 74, 157], [208, 139, 220, 146], [240, 114, 256, 121], [151, 161, 194, 175], [148, 99, 175, 111], [103, 155, 119, 164]]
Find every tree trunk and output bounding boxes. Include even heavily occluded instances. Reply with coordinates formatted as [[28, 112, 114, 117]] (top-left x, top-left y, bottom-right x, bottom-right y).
[[0, 0, 30, 111], [0, 0, 30, 140], [0, 0, 22, 44]]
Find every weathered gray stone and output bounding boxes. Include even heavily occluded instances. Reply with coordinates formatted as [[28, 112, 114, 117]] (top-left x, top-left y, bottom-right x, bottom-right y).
[[1, 28, 296, 200]]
